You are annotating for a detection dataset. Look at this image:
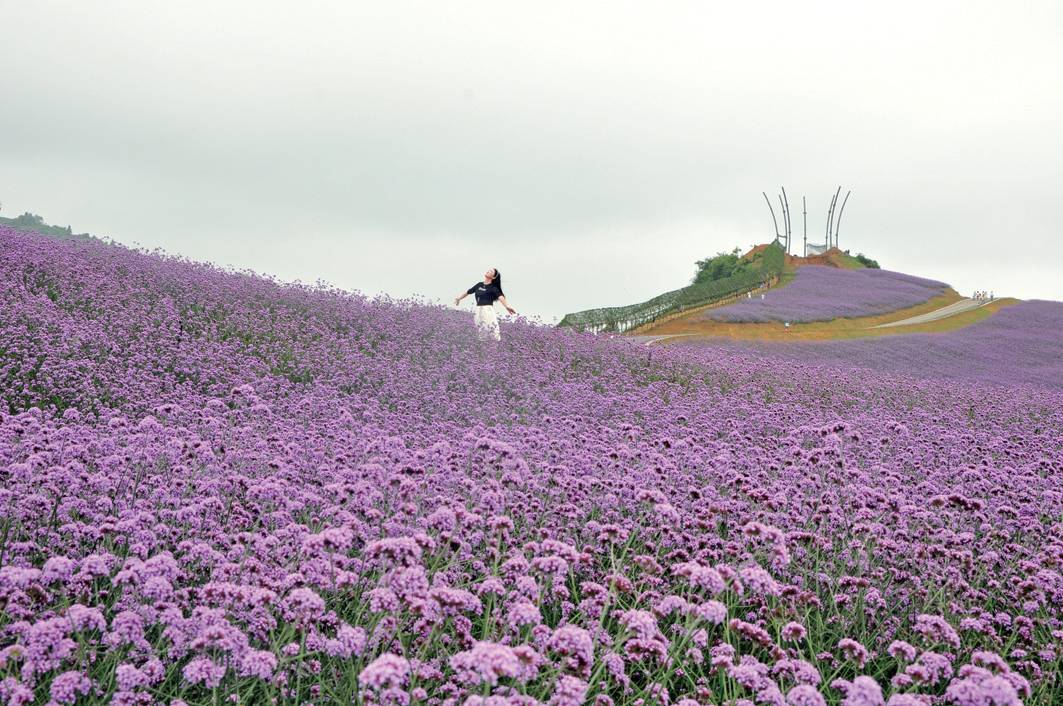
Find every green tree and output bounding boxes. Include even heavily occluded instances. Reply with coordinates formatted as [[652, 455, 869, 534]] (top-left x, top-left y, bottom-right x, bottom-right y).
[[15, 212, 45, 226], [692, 247, 747, 284], [854, 252, 880, 269]]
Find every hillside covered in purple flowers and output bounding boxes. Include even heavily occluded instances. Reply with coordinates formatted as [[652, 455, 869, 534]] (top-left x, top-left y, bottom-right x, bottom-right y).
[[0, 226, 1060, 706], [706, 267, 949, 324], [700, 300, 1063, 391]]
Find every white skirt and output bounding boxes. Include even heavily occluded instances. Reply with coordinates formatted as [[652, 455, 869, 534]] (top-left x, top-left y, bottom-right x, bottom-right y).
[[474, 305, 500, 341]]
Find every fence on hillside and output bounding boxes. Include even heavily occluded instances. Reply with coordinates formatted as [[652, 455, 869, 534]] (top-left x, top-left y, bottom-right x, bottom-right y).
[[558, 242, 785, 333]]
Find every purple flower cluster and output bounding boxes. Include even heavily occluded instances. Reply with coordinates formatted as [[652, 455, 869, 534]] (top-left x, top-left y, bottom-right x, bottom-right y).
[[0, 226, 1059, 704], [706, 265, 948, 322]]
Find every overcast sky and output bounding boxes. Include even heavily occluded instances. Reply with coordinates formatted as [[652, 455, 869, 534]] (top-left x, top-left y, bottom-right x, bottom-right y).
[[2, 1, 1061, 322]]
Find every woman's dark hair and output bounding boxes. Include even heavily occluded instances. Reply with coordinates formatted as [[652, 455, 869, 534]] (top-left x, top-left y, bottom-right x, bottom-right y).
[[491, 268, 503, 293]]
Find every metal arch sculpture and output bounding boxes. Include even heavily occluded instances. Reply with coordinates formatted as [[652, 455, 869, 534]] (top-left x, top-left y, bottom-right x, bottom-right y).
[[826, 186, 841, 249], [778, 194, 788, 254], [763, 192, 782, 246], [802, 195, 807, 257], [767, 186, 850, 255], [833, 189, 851, 250], [780, 186, 792, 255]]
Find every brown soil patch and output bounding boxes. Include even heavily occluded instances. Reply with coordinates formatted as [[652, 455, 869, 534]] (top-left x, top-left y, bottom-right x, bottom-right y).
[[742, 244, 856, 269]]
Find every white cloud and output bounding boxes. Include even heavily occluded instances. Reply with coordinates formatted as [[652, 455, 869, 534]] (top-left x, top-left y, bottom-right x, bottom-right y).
[[1, 0, 1060, 320]]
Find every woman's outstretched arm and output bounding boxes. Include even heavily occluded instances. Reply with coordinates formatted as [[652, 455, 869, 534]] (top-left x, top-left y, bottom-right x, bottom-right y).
[[454, 291, 469, 306], [498, 295, 517, 315]]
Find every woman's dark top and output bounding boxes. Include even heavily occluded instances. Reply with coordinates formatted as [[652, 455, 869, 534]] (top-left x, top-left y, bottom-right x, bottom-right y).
[[468, 282, 504, 306]]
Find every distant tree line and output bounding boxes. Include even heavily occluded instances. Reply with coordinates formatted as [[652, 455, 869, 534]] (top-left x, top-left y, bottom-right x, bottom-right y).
[[0, 203, 95, 242], [849, 251, 880, 269]]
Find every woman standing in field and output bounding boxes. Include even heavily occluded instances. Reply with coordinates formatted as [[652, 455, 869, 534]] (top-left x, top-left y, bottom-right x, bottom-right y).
[[454, 267, 517, 341]]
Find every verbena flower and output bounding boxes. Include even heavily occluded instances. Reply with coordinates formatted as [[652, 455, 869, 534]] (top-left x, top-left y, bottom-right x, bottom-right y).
[[359, 653, 410, 690], [48, 671, 92, 705], [781, 621, 807, 642], [449, 642, 520, 686]]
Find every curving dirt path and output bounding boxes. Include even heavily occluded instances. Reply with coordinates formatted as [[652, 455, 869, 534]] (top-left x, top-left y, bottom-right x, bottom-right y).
[[870, 298, 993, 329]]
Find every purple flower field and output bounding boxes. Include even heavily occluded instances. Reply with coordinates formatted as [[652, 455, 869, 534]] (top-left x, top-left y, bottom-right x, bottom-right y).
[[1, 226, 1061, 705], [697, 301, 1063, 391], [706, 267, 949, 323]]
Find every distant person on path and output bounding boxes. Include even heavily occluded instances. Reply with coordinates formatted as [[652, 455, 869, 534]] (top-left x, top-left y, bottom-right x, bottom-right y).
[[454, 267, 517, 341]]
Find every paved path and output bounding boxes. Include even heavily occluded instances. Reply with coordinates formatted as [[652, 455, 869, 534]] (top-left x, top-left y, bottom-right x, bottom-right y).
[[625, 333, 698, 346], [870, 298, 993, 329]]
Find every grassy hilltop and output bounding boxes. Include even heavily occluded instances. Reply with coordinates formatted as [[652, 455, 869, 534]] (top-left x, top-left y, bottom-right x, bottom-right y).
[[0, 210, 97, 242]]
